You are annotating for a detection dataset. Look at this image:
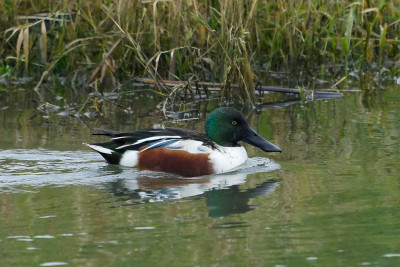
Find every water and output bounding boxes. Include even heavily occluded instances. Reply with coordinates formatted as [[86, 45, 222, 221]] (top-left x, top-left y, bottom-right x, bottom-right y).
[[1, 84, 400, 266]]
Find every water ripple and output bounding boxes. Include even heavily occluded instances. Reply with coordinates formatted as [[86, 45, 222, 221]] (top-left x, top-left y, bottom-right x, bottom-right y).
[[0, 149, 280, 198], [40, 262, 68, 266]]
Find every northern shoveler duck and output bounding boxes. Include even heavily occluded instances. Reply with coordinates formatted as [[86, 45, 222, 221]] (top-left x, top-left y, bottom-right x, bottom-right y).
[[85, 107, 281, 177]]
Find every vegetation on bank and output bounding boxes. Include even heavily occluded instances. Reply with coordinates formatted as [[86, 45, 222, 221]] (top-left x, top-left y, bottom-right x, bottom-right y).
[[0, 0, 400, 105]]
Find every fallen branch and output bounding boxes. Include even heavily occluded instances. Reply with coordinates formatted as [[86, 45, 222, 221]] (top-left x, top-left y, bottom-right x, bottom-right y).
[[135, 78, 343, 99]]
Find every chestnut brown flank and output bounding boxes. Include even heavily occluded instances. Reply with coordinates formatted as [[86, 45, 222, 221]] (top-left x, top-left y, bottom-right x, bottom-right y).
[[138, 148, 214, 177]]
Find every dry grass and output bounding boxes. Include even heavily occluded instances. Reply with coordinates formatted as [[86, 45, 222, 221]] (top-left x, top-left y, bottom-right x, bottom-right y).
[[1, 0, 400, 104]]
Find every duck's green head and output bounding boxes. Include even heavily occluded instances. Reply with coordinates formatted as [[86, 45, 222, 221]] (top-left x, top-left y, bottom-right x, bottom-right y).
[[205, 107, 282, 152]]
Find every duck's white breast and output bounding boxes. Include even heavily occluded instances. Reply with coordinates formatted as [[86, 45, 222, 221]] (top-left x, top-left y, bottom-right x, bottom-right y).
[[168, 141, 248, 174], [208, 145, 248, 174]]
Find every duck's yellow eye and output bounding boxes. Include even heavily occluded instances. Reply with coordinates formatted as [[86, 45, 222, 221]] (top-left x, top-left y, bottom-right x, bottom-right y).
[[232, 121, 237, 125]]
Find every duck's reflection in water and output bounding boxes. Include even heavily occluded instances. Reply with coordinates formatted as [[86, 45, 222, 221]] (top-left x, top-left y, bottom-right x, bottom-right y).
[[205, 180, 279, 217], [103, 170, 279, 217]]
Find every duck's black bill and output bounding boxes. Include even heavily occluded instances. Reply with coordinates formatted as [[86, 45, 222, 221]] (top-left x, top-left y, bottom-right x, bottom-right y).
[[242, 128, 282, 153]]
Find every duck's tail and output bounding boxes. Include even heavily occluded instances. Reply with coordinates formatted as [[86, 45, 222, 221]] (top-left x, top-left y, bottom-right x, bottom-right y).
[[83, 143, 122, 165]]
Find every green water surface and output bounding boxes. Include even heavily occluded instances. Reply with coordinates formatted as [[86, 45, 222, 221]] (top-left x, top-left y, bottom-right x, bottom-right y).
[[1, 84, 400, 266]]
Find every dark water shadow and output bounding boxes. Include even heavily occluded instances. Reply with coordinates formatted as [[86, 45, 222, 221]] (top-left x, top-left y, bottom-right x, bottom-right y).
[[206, 180, 279, 218]]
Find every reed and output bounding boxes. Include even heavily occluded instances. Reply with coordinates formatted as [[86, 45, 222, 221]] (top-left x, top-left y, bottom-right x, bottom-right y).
[[1, 0, 399, 104]]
